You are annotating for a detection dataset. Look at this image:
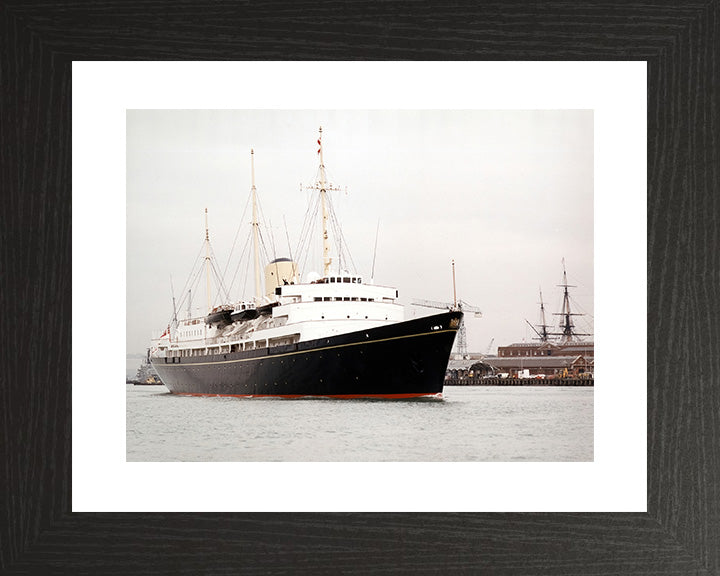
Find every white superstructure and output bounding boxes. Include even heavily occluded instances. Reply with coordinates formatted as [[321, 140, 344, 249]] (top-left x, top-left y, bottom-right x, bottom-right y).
[[151, 128, 406, 361], [154, 270, 403, 358]]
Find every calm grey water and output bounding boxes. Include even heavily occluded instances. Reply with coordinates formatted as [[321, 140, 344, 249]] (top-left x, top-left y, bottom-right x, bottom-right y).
[[126, 384, 593, 462]]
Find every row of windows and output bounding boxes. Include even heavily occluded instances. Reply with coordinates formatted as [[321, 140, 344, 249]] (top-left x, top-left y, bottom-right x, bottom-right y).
[[181, 329, 203, 337], [313, 296, 375, 302], [314, 276, 363, 284], [500, 350, 552, 357]]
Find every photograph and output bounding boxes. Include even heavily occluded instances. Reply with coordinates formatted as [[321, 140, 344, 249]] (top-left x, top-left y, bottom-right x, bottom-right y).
[[3, 2, 716, 572], [126, 109, 594, 462]]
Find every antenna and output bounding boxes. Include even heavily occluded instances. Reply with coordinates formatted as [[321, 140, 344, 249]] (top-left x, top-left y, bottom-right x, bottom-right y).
[[451, 259, 458, 309]]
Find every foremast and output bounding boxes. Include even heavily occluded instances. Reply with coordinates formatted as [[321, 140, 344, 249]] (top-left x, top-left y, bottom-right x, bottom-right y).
[[537, 288, 550, 342]]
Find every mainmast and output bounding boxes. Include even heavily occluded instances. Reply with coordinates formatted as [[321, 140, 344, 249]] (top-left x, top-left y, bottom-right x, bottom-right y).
[[251, 149, 262, 302], [557, 260, 574, 341], [305, 127, 343, 277], [317, 127, 332, 277], [551, 259, 588, 343], [302, 128, 343, 277], [204, 208, 211, 315]]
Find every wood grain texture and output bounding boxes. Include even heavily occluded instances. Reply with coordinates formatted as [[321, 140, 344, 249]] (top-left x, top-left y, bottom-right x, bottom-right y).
[[1, 1, 718, 574]]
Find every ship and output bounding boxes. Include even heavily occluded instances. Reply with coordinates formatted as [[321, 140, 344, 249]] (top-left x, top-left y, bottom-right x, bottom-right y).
[[484, 261, 594, 379], [127, 354, 163, 386], [148, 128, 462, 399]]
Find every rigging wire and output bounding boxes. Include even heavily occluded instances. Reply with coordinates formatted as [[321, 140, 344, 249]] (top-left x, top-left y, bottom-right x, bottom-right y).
[[226, 229, 252, 299], [264, 216, 283, 287], [209, 242, 230, 298], [283, 215, 295, 274], [221, 191, 252, 282], [167, 241, 208, 325], [294, 191, 321, 279], [326, 190, 357, 274]]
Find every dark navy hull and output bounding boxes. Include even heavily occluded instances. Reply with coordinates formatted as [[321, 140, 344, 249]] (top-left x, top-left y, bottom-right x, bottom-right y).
[[151, 311, 462, 398]]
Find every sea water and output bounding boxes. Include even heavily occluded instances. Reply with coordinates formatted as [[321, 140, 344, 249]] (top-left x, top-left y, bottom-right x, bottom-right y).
[[126, 384, 593, 461]]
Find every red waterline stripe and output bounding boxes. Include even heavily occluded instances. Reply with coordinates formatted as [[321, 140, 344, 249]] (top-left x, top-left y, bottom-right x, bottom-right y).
[[174, 392, 443, 399]]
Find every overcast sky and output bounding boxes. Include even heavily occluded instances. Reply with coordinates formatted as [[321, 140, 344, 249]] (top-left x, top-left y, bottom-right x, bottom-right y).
[[126, 109, 593, 355]]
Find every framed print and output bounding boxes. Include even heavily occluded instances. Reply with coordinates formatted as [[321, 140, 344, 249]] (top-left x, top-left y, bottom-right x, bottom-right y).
[[2, 1, 718, 574], [75, 61, 640, 513]]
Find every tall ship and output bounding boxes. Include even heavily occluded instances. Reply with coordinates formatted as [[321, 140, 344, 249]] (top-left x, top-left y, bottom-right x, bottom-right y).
[[149, 129, 462, 398], [487, 261, 594, 379]]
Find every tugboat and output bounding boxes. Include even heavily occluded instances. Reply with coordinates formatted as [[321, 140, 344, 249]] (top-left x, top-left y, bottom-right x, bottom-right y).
[[149, 129, 462, 398]]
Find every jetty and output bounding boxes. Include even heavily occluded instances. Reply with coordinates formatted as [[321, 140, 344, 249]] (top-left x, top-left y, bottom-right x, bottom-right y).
[[444, 375, 593, 387]]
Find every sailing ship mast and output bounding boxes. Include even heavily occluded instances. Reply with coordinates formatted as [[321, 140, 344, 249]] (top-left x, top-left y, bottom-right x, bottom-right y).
[[551, 259, 588, 343], [537, 288, 550, 342], [525, 288, 551, 342], [557, 260, 575, 342]]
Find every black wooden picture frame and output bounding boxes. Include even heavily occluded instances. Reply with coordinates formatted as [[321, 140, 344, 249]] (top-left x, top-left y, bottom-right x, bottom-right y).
[[2, 2, 718, 574]]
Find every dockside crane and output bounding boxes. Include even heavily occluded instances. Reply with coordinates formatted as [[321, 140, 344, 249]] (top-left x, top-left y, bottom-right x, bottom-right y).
[[412, 260, 482, 359], [412, 297, 482, 359], [485, 337, 495, 357]]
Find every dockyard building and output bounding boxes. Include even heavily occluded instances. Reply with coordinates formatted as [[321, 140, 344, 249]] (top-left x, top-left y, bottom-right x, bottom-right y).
[[497, 341, 594, 359], [445, 340, 594, 381], [484, 355, 593, 378]]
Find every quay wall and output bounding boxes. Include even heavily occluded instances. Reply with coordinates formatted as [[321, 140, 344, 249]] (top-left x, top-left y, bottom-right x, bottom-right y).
[[445, 377, 593, 387]]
